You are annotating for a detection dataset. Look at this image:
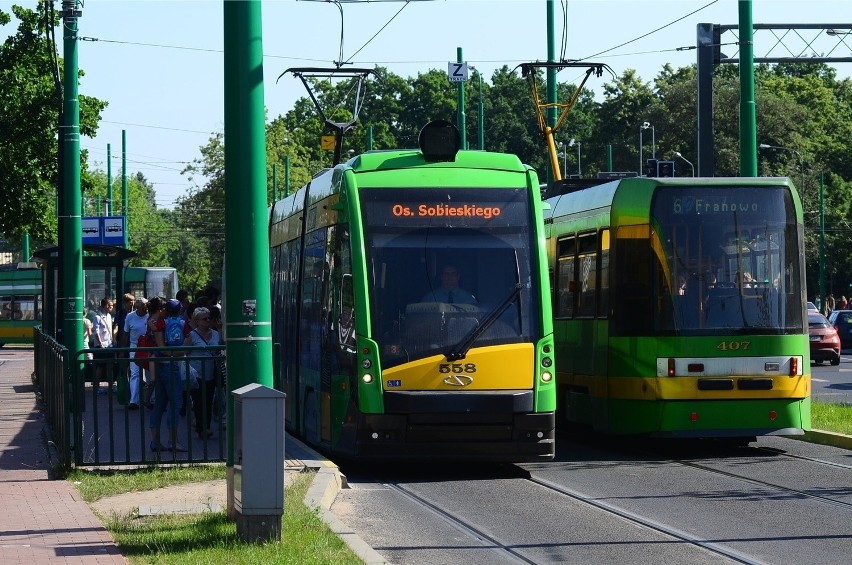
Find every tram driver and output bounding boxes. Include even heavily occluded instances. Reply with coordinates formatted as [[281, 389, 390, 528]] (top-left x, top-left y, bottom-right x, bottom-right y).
[[421, 263, 477, 305]]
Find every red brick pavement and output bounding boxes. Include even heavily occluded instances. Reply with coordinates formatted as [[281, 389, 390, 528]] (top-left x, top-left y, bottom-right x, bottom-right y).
[[0, 347, 126, 564]]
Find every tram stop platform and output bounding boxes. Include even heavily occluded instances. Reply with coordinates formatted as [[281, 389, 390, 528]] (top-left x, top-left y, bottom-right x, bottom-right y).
[[0, 347, 385, 564]]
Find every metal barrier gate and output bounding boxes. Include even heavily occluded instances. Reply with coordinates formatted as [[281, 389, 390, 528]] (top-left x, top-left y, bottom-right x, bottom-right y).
[[35, 328, 227, 472]]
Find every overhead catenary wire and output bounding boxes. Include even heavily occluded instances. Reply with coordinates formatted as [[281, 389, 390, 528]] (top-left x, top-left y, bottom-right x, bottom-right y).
[[76, 0, 744, 213]]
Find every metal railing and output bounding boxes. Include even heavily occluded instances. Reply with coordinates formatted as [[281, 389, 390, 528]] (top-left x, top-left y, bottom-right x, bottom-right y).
[[34, 329, 71, 475], [35, 328, 227, 472]]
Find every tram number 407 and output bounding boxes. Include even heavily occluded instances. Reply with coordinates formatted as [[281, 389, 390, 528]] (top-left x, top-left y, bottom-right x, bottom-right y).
[[439, 363, 477, 373], [716, 341, 751, 351]]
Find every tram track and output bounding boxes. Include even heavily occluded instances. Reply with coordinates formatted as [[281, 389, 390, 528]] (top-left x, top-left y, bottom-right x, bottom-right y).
[[341, 437, 852, 564], [382, 481, 539, 565], [671, 458, 852, 511], [753, 445, 852, 471], [523, 474, 763, 565], [383, 474, 761, 564]]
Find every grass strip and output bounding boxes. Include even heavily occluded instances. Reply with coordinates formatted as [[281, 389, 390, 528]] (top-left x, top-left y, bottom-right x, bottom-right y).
[[70, 466, 362, 564], [812, 400, 852, 435]]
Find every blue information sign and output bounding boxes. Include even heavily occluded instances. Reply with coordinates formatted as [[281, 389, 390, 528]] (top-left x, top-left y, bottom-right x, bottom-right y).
[[81, 216, 126, 246]]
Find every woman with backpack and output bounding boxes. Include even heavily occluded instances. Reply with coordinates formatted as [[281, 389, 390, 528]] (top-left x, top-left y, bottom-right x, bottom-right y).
[[149, 298, 191, 452]]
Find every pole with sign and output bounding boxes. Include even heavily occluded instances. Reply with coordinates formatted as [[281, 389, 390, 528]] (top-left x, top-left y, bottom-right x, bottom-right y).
[[450, 48, 468, 149]]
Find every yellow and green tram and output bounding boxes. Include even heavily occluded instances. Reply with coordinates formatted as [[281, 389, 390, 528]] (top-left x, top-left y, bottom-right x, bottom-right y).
[[269, 122, 556, 461], [544, 176, 809, 441], [0, 263, 42, 346], [0, 261, 178, 346]]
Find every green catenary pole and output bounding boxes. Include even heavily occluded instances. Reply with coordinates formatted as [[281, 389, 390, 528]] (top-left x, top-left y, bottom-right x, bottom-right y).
[[819, 171, 826, 314], [59, 0, 83, 356], [477, 68, 484, 150], [738, 0, 757, 176], [106, 143, 112, 215], [122, 129, 128, 247], [272, 162, 278, 203], [223, 0, 272, 465], [546, 0, 558, 183], [22, 232, 30, 262], [367, 125, 373, 150], [607, 144, 613, 171], [284, 155, 290, 197], [456, 47, 466, 150]]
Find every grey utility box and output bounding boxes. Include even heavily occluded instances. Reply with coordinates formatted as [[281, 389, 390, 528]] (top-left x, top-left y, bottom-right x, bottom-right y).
[[233, 383, 285, 542]]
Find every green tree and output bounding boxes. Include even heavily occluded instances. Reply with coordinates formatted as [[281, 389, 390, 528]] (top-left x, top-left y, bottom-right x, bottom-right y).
[[487, 66, 543, 170], [0, 3, 106, 242], [83, 169, 177, 267], [596, 69, 656, 174]]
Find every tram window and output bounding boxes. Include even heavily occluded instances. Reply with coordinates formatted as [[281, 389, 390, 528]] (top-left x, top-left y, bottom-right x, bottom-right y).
[[576, 232, 598, 318], [17, 296, 36, 320], [338, 273, 356, 355], [0, 296, 14, 320], [556, 236, 575, 318]]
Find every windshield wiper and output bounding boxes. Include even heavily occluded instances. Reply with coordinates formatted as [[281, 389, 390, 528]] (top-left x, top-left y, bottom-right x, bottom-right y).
[[445, 283, 522, 361]]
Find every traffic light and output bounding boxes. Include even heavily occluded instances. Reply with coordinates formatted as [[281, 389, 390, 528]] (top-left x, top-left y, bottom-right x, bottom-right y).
[[657, 160, 675, 177], [645, 158, 658, 177]]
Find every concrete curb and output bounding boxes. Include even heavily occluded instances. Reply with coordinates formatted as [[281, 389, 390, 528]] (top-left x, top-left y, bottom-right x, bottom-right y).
[[286, 433, 389, 565], [793, 429, 852, 450]]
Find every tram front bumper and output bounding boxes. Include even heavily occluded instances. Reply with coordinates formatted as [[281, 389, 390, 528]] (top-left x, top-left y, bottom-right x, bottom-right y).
[[354, 411, 555, 462]]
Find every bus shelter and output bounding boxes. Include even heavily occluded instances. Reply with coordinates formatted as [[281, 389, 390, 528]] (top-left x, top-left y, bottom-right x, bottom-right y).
[[33, 244, 137, 341]]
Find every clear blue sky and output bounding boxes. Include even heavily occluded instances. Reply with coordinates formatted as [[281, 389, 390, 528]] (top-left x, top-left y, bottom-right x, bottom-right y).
[[2, 0, 848, 208]]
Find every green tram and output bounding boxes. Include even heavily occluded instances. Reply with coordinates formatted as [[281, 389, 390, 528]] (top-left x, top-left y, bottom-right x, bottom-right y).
[[544, 176, 810, 441], [268, 122, 556, 461], [0, 262, 42, 346], [0, 262, 178, 346], [124, 266, 179, 301]]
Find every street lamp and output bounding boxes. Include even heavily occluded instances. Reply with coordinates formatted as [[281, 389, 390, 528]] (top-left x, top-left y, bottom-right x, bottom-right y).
[[758, 143, 804, 192], [639, 121, 655, 176], [673, 151, 695, 177], [568, 138, 581, 177], [557, 145, 568, 178]]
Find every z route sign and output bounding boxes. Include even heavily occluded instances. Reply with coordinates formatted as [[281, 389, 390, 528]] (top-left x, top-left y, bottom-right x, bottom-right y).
[[448, 62, 469, 83]]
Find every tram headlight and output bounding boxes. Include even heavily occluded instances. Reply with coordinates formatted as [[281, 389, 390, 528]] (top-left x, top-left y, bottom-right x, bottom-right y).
[[541, 356, 552, 368], [541, 371, 552, 383], [361, 359, 372, 369], [362, 373, 373, 384]]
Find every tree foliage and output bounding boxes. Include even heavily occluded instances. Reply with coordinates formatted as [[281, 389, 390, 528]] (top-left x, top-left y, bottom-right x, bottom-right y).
[[5, 9, 849, 300], [171, 61, 852, 298], [0, 3, 106, 245]]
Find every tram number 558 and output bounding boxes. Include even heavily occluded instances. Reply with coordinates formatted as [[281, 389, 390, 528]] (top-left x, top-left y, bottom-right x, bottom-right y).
[[717, 341, 751, 351], [439, 363, 477, 374]]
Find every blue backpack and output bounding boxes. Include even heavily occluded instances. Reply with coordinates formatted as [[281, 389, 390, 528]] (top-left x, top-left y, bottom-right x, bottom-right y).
[[164, 316, 185, 347]]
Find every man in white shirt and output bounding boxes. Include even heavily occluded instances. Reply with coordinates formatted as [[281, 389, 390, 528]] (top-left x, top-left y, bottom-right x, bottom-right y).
[[123, 297, 149, 409], [92, 297, 114, 348], [92, 298, 115, 393]]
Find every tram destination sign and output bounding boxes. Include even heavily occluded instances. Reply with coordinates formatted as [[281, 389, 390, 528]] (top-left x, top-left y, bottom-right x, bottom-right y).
[[361, 188, 528, 228]]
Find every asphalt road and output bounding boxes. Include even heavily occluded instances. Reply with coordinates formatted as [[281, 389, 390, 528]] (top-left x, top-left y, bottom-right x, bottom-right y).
[[811, 349, 852, 404], [333, 435, 852, 565]]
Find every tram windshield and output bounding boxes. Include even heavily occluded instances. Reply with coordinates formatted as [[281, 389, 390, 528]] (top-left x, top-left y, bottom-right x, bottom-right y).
[[360, 186, 539, 368], [613, 185, 804, 336]]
